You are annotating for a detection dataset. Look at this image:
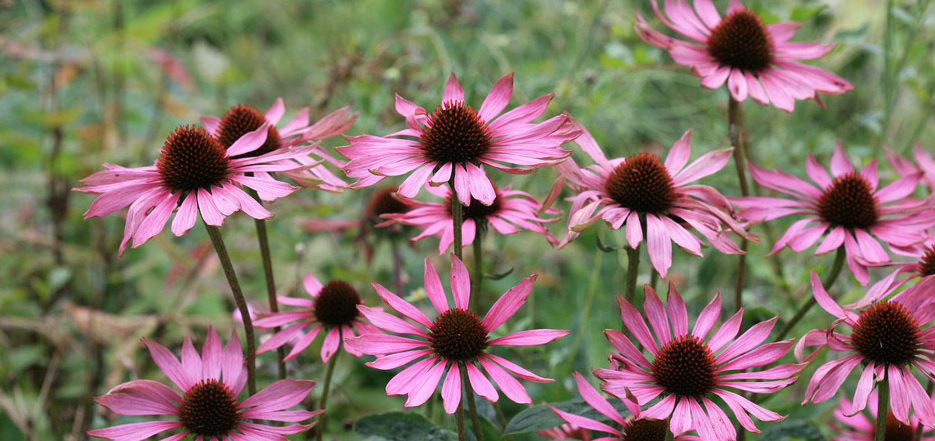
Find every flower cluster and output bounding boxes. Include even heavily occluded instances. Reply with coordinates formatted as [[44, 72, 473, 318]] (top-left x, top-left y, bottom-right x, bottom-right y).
[[78, 3, 935, 441]]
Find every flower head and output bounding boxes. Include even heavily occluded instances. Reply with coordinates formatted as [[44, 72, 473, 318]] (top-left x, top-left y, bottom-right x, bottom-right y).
[[202, 98, 357, 192], [77, 125, 313, 255], [830, 392, 935, 441], [551, 372, 699, 441], [347, 256, 568, 413], [382, 184, 558, 253], [254, 274, 379, 362], [89, 328, 320, 440], [735, 143, 935, 285], [852, 239, 935, 309], [338, 72, 580, 206], [635, 0, 853, 111], [558, 126, 749, 277], [596, 284, 802, 441], [797, 274, 935, 426]]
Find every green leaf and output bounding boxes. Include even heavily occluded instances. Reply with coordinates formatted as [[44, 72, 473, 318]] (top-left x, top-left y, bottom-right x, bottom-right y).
[[503, 398, 630, 435], [355, 412, 458, 441], [758, 419, 826, 441]]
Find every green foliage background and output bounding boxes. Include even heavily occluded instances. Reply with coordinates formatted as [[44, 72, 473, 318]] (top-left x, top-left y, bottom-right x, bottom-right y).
[[0, 0, 933, 439]]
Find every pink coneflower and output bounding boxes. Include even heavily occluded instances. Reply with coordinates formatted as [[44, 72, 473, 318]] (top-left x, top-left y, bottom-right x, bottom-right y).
[[254, 273, 379, 362], [634, 0, 853, 112], [540, 423, 592, 441], [202, 99, 357, 192], [851, 239, 935, 309], [346, 256, 568, 412], [381, 184, 558, 253], [830, 393, 935, 441], [338, 72, 579, 206], [77, 125, 313, 255], [735, 143, 934, 285], [558, 126, 748, 277], [797, 273, 935, 426], [595, 284, 802, 441], [88, 327, 320, 440], [551, 372, 699, 441], [888, 145, 935, 193]]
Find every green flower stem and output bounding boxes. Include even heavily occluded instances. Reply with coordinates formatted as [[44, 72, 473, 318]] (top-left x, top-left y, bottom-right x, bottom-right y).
[[462, 363, 485, 441], [455, 399, 466, 441], [204, 223, 256, 395], [729, 97, 751, 313], [253, 216, 287, 380], [450, 174, 463, 261], [775, 247, 846, 341], [316, 339, 341, 441], [471, 227, 484, 312], [245, 188, 285, 380], [624, 243, 641, 304], [876, 374, 889, 441]]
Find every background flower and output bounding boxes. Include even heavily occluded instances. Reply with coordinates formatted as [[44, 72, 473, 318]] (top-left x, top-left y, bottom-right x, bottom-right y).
[[338, 72, 579, 205], [382, 183, 558, 253], [830, 393, 935, 441], [347, 256, 568, 413], [89, 328, 320, 440], [597, 284, 802, 441], [559, 125, 749, 277], [735, 143, 935, 285], [635, 0, 853, 111]]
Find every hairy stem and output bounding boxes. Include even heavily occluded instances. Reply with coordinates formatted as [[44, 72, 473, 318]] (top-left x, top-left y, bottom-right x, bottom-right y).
[[471, 227, 484, 312], [624, 243, 641, 304], [254, 216, 287, 380], [876, 374, 889, 441], [317, 338, 342, 441], [450, 174, 463, 261], [391, 237, 405, 296], [204, 223, 256, 394], [775, 247, 846, 341], [729, 97, 750, 313], [462, 364, 485, 441], [456, 399, 466, 441]]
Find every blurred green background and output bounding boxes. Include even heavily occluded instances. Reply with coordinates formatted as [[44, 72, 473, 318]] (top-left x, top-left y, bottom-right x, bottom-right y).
[[1, 0, 933, 440]]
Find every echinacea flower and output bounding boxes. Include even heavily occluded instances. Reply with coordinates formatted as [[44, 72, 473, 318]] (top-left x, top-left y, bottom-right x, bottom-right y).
[[634, 0, 853, 111], [254, 273, 379, 362], [851, 239, 935, 309], [338, 72, 580, 206], [202, 98, 357, 192], [830, 392, 935, 441], [735, 143, 935, 285], [77, 125, 313, 255], [382, 184, 558, 253], [797, 273, 935, 426], [347, 256, 568, 413], [540, 422, 592, 441], [595, 284, 802, 441], [551, 372, 699, 441], [558, 126, 749, 277], [89, 327, 320, 440], [888, 145, 935, 193]]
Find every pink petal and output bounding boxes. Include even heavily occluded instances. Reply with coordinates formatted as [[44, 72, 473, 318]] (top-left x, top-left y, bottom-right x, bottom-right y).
[[478, 72, 514, 123], [423, 258, 449, 314], [241, 379, 316, 412], [441, 363, 462, 414], [481, 274, 537, 332], [450, 255, 471, 311]]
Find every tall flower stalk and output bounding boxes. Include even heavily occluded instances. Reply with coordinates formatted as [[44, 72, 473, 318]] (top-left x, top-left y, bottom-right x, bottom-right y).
[[204, 223, 257, 395], [728, 97, 750, 312]]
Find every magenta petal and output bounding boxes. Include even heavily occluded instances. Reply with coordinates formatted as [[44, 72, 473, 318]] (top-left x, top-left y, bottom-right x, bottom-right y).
[[441, 363, 462, 414], [88, 421, 182, 441], [241, 379, 316, 412], [481, 274, 537, 332]]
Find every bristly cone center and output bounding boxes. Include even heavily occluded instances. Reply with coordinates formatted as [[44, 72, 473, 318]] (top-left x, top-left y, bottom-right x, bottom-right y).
[[314, 280, 362, 327], [652, 336, 717, 398], [605, 152, 677, 214], [429, 309, 488, 361], [157, 126, 230, 192], [178, 379, 241, 437], [851, 301, 920, 366], [707, 9, 774, 73], [217, 104, 283, 158], [421, 102, 492, 164], [817, 172, 879, 229]]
